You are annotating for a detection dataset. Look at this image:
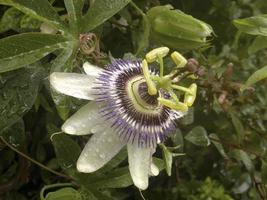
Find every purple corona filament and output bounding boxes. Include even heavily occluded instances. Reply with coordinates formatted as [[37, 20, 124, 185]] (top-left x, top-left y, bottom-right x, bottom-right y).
[[93, 59, 185, 148]]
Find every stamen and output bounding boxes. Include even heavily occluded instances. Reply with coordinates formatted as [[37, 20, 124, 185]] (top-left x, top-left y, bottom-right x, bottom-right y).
[[171, 51, 187, 68], [157, 97, 188, 112], [145, 47, 169, 63], [141, 47, 197, 112], [184, 83, 197, 106]]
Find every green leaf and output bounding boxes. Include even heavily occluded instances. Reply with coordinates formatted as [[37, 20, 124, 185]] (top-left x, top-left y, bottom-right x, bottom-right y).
[[231, 149, 254, 172], [82, 0, 131, 32], [0, 66, 44, 133], [89, 167, 133, 189], [51, 133, 81, 170], [0, 33, 69, 73], [248, 36, 267, 54], [160, 144, 173, 176], [170, 128, 184, 151], [78, 188, 99, 200], [185, 126, 210, 146], [45, 187, 82, 200], [64, 0, 84, 33], [20, 14, 41, 30], [0, 0, 65, 30], [153, 157, 165, 172], [261, 161, 267, 183], [180, 107, 194, 125], [0, 7, 23, 33], [229, 112, 245, 142], [229, 111, 245, 142], [244, 65, 267, 88], [209, 134, 229, 159], [233, 14, 267, 36], [79, 187, 115, 200], [2, 119, 25, 147], [132, 15, 150, 55]]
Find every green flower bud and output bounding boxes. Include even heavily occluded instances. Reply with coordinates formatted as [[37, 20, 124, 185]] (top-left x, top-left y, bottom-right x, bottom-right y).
[[147, 5, 213, 50]]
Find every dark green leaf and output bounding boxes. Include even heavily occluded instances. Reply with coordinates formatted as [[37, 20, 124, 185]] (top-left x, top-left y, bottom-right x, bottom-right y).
[[0, 33, 69, 73], [261, 160, 267, 183], [78, 187, 98, 200], [132, 15, 150, 55], [180, 107, 194, 125], [243, 65, 267, 88], [229, 112, 245, 142], [231, 150, 254, 172], [209, 133, 229, 159], [232, 173, 251, 194], [79, 187, 115, 200], [2, 119, 25, 147], [170, 128, 184, 151], [233, 14, 267, 36], [51, 133, 81, 170], [248, 36, 267, 54], [64, 0, 84, 33], [185, 126, 210, 146], [0, 66, 44, 133], [82, 0, 131, 32], [0, 0, 65, 30]]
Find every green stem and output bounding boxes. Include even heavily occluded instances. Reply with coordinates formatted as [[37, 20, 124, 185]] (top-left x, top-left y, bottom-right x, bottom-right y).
[[0, 136, 73, 181], [130, 1, 146, 16]]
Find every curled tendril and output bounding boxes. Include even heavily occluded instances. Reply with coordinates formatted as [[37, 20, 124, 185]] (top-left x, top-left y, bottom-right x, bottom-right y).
[[79, 33, 105, 62]]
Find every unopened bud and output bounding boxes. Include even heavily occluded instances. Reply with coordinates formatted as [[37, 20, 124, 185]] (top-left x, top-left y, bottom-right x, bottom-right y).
[[147, 5, 213, 51]]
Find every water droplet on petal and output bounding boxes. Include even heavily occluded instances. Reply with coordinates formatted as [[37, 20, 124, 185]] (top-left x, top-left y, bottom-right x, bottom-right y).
[[99, 154, 106, 159]]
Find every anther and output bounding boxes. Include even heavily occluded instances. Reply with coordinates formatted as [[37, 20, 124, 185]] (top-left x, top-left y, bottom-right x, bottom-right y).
[[146, 47, 170, 63], [171, 51, 187, 68]]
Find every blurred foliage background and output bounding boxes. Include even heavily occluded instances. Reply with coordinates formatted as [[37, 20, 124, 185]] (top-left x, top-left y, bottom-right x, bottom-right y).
[[0, 0, 267, 199]]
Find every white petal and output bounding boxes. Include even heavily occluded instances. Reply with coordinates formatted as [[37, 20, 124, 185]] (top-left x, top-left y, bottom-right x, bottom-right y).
[[150, 162, 159, 176], [127, 145, 153, 190], [83, 62, 103, 77], [77, 128, 125, 173], [50, 72, 95, 100], [62, 101, 104, 135]]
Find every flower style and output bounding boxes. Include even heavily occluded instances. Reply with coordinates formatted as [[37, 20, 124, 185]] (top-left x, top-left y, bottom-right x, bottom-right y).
[[50, 47, 197, 190]]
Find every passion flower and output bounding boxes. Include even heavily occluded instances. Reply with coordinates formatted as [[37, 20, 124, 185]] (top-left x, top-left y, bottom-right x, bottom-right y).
[[50, 47, 197, 190]]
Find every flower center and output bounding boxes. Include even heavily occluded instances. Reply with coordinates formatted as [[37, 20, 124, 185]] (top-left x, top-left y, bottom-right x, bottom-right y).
[[95, 59, 186, 147], [126, 76, 161, 115]]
